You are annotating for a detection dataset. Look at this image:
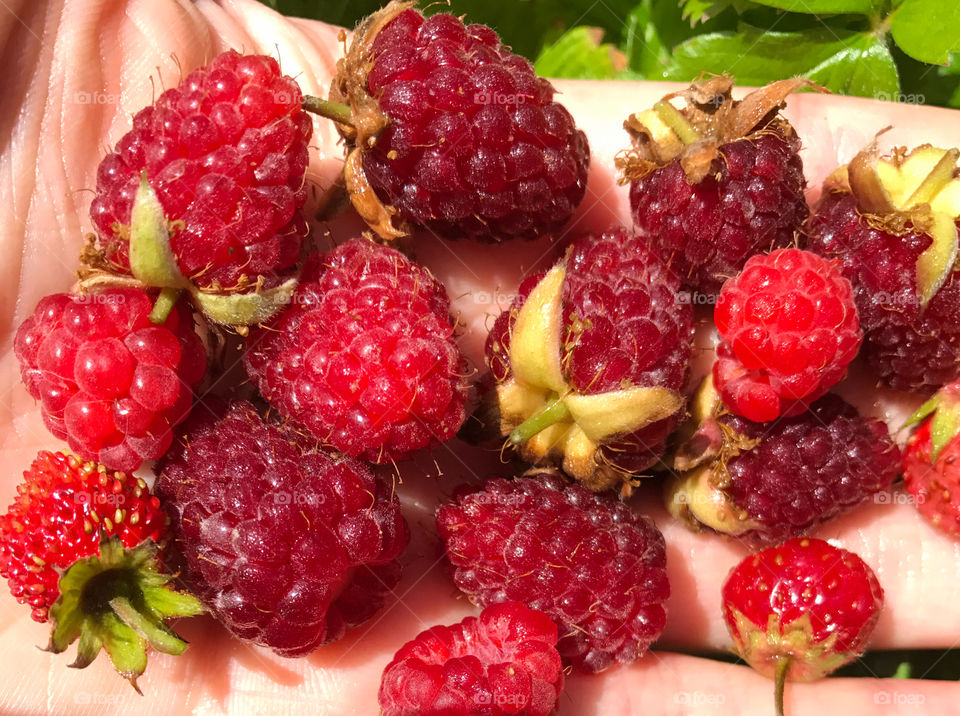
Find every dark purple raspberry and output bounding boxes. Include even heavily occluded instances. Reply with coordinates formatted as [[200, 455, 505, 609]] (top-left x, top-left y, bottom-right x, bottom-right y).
[[378, 601, 564, 716], [619, 78, 810, 294], [484, 228, 692, 490], [155, 401, 410, 657], [667, 386, 900, 548], [327, 6, 589, 242], [806, 191, 960, 391], [90, 50, 312, 292], [14, 289, 206, 472], [436, 470, 669, 673], [244, 238, 469, 463]]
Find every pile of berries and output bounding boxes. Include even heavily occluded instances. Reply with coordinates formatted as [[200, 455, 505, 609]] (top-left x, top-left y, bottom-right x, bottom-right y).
[[3, 2, 958, 714]]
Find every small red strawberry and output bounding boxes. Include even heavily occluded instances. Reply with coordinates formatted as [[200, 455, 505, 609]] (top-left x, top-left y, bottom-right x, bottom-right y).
[[87, 50, 312, 326], [805, 143, 960, 390], [618, 77, 815, 294], [303, 2, 589, 243], [0, 451, 203, 690], [378, 601, 564, 716], [721, 538, 883, 716], [903, 380, 960, 536], [713, 248, 862, 422]]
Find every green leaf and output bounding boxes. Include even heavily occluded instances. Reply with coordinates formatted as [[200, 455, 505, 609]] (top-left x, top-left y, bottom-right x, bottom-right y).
[[682, 0, 750, 24], [534, 27, 624, 79], [746, 0, 883, 14], [664, 26, 899, 99], [129, 174, 188, 290], [624, 0, 672, 78], [891, 0, 960, 65]]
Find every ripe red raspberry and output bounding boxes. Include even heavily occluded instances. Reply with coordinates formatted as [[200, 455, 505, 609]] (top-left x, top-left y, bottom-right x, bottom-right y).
[[805, 144, 960, 390], [722, 538, 883, 714], [618, 78, 811, 294], [378, 601, 563, 716], [0, 450, 202, 687], [667, 379, 899, 548], [89, 50, 311, 292], [483, 228, 692, 491], [713, 248, 862, 423], [155, 400, 410, 657], [244, 238, 469, 463], [436, 470, 669, 673], [317, 4, 589, 242], [903, 381, 960, 536], [14, 289, 206, 473]]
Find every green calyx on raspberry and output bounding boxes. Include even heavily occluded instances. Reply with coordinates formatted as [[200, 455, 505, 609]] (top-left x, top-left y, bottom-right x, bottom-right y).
[[47, 533, 204, 692], [904, 381, 960, 462], [663, 375, 762, 536], [832, 143, 960, 307], [497, 263, 683, 491], [120, 175, 298, 327], [617, 76, 821, 185]]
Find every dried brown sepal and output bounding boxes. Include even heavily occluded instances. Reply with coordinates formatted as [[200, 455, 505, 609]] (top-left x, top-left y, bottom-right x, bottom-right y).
[[617, 76, 825, 184], [328, 0, 414, 240]]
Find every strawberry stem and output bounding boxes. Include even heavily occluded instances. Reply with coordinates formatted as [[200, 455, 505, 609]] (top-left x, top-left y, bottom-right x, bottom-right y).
[[773, 654, 790, 716], [653, 100, 700, 145], [148, 287, 181, 325], [509, 397, 570, 445], [303, 96, 354, 127]]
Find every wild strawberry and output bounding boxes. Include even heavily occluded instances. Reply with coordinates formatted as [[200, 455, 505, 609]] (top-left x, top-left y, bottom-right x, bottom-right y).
[[155, 400, 410, 657], [482, 228, 692, 492], [805, 143, 960, 390], [0, 451, 203, 689], [378, 602, 564, 716], [618, 77, 813, 294], [903, 380, 960, 536], [665, 377, 899, 547], [436, 469, 669, 673], [713, 248, 862, 422], [14, 289, 206, 473], [722, 538, 883, 716], [243, 238, 469, 463], [304, 2, 589, 242]]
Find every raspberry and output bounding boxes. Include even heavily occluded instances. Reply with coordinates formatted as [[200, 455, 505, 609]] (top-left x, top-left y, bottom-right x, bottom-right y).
[[244, 238, 469, 463], [0, 451, 201, 687], [722, 538, 883, 713], [89, 50, 311, 292], [14, 289, 206, 473], [667, 379, 899, 547], [436, 470, 669, 673], [902, 381, 960, 536], [483, 228, 692, 491], [155, 400, 410, 657], [713, 248, 862, 422], [618, 78, 810, 294], [805, 143, 960, 390], [317, 5, 589, 242], [378, 601, 563, 716]]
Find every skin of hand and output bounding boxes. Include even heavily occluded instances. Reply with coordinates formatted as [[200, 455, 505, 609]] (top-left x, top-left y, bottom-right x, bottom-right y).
[[1, 1, 959, 714]]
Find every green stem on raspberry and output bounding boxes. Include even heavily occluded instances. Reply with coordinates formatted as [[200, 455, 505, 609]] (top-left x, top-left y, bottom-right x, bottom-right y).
[[653, 100, 700, 145], [149, 287, 181, 325], [773, 654, 790, 716], [302, 96, 354, 126], [905, 148, 960, 207], [509, 397, 571, 445]]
